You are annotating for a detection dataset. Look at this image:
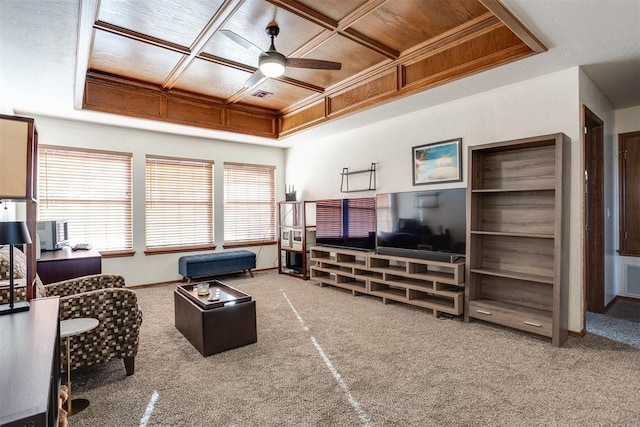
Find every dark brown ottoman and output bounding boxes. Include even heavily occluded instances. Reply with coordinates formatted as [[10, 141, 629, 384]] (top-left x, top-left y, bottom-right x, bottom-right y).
[[174, 281, 257, 356]]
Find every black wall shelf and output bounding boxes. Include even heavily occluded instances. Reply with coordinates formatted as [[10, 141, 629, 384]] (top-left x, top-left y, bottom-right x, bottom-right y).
[[340, 162, 376, 193]]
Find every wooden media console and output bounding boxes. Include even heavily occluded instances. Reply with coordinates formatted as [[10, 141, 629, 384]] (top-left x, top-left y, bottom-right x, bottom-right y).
[[310, 246, 464, 318]]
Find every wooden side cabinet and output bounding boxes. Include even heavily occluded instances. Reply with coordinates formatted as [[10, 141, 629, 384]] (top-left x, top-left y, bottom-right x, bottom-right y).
[[0, 297, 60, 427], [37, 247, 102, 284], [465, 133, 570, 346]]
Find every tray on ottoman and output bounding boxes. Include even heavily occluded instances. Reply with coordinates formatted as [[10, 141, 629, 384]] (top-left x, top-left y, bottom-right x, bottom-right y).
[[177, 281, 251, 309], [174, 281, 257, 356]]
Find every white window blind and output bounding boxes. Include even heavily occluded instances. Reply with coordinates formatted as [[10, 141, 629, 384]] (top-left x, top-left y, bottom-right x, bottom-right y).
[[223, 162, 276, 245], [38, 145, 132, 253], [145, 156, 214, 251]]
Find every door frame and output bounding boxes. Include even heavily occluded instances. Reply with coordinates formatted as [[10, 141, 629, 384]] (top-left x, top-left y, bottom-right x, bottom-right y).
[[582, 105, 605, 326]]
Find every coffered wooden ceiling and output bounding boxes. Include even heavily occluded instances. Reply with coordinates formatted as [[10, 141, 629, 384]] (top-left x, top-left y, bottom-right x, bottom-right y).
[[78, 0, 545, 140]]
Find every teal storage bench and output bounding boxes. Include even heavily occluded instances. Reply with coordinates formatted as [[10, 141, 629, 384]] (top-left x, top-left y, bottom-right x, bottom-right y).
[[179, 250, 256, 282]]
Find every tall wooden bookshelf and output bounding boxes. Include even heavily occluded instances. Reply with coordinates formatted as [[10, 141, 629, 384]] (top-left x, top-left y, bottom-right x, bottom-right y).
[[465, 133, 570, 346]]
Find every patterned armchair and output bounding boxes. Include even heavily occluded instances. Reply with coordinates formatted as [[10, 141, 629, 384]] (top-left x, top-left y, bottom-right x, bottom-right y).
[[0, 274, 143, 375], [45, 274, 143, 375]]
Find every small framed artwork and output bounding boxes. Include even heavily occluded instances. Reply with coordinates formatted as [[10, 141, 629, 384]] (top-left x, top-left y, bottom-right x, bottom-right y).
[[412, 138, 462, 185]]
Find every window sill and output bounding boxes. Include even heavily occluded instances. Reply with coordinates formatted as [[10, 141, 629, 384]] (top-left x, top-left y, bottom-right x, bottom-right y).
[[144, 245, 216, 255], [223, 240, 277, 249], [100, 250, 135, 258]]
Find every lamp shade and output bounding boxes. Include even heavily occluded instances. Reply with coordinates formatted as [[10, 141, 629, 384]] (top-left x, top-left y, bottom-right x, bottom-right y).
[[0, 221, 32, 245]]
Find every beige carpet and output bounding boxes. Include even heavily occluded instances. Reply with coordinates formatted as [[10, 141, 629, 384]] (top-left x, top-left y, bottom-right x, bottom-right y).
[[69, 271, 640, 426]]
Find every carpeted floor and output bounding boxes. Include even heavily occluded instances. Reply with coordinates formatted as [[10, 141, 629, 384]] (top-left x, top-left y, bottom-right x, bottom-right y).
[[587, 299, 640, 349], [69, 271, 640, 426]]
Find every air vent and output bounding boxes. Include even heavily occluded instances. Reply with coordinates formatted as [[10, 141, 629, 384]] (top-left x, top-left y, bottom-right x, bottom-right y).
[[626, 265, 640, 297], [251, 90, 273, 98]]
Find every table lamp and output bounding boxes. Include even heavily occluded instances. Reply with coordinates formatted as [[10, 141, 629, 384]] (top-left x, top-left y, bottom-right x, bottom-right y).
[[0, 221, 32, 315]]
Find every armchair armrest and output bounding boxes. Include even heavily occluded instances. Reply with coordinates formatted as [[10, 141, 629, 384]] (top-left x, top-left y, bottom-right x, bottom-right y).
[[59, 287, 141, 322], [45, 274, 125, 298]]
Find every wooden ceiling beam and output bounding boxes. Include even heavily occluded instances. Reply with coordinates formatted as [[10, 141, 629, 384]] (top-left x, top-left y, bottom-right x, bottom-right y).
[[341, 28, 398, 59], [479, 0, 547, 53], [94, 20, 189, 54], [198, 52, 256, 74], [336, 0, 388, 29], [287, 30, 335, 59], [279, 14, 506, 116], [161, 0, 245, 90], [265, 0, 338, 30], [266, 0, 397, 59]]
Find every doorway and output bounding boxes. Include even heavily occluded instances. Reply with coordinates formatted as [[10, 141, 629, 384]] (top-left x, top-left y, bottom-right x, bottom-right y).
[[583, 106, 605, 315]]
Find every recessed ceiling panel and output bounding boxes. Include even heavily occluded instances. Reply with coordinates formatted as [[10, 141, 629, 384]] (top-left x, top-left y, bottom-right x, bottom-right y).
[[81, 0, 547, 138], [294, 0, 365, 22], [203, 33, 259, 68], [350, 0, 488, 53], [204, 0, 327, 59], [90, 30, 183, 85], [239, 79, 316, 111], [284, 34, 388, 88], [173, 58, 250, 99], [98, 0, 225, 47]]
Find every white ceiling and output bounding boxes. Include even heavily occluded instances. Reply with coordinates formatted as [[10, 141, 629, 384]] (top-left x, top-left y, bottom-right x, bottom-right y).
[[1, 0, 638, 147]]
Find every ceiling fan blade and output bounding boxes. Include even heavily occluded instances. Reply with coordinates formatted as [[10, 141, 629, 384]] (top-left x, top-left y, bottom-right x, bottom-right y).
[[219, 29, 263, 56], [287, 58, 342, 70], [243, 70, 266, 88]]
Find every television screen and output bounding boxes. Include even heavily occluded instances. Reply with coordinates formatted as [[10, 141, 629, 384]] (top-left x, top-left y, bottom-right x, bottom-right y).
[[376, 188, 466, 262], [316, 197, 376, 250]]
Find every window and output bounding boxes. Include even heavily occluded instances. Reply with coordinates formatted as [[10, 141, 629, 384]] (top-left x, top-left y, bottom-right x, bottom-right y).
[[223, 162, 276, 246], [38, 146, 132, 254], [145, 156, 214, 252]]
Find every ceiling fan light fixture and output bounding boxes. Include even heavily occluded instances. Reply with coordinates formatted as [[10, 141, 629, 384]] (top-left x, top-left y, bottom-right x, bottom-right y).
[[259, 52, 286, 77]]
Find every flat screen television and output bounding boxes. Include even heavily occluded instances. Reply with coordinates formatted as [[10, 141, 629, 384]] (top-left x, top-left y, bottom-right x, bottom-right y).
[[376, 188, 466, 262], [315, 197, 376, 251]]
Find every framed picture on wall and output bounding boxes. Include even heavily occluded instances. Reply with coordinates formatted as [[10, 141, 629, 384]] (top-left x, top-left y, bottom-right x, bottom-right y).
[[412, 138, 462, 185]]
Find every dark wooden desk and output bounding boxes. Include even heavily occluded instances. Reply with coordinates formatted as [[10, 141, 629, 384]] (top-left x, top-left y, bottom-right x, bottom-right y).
[[37, 247, 102, 284], [0, 297, 60, 427]]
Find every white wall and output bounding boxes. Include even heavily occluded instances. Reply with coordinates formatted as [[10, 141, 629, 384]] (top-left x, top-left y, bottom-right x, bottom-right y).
[[578, 68, 616, 304], [32, 116, 286, 285], [286, 68, 587, 333], [614, 105, 640, 298], [615, 106, 640, 133]]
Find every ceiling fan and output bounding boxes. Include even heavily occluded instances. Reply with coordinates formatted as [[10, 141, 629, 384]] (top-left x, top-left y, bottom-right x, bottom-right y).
[[220, 22, 342, 87]]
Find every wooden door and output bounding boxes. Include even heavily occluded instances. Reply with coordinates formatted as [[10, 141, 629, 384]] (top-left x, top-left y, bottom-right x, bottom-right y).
[[584, 106, 605, 313], [618, 131, 640, 255]]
